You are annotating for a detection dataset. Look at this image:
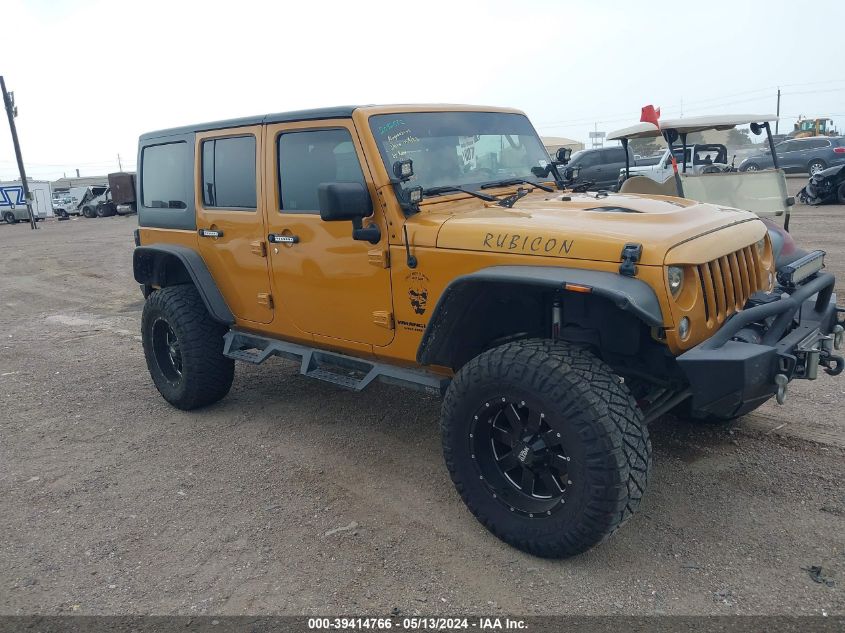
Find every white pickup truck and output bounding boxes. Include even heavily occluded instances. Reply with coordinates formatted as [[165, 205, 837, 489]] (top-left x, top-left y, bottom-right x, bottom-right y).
[[617, 143, 731, 188]]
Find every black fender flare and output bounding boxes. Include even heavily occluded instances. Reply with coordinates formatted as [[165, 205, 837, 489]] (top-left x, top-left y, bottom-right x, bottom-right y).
[[417, 265, 664, 367], [133, 244, 234, 325]]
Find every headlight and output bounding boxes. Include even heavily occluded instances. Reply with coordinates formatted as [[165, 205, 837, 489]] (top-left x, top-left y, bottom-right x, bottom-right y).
[[755, 238, 766, 257], [667, 266, 684, 298]]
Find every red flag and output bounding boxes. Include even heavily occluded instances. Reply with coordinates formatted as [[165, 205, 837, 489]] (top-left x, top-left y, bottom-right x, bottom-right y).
[[640, 105, 661, 129]]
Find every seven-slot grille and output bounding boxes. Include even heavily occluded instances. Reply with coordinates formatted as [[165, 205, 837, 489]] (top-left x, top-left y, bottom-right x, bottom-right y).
[[695, 245, 764, 327]]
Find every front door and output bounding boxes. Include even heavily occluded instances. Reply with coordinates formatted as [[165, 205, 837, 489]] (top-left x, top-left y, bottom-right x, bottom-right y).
[[264, 119, 394, 347], [195, 126, 274, 324]]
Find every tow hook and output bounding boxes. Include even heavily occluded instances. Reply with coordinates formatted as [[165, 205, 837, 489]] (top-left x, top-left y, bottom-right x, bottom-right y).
[[774, 374, 789, 405], [820, 351, 845, 376]]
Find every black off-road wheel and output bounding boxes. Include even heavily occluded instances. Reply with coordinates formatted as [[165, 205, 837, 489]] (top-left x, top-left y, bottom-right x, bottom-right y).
[[4, 211, 18, 224], [441, 339, 651, 558], [141, 285, 234, 410]]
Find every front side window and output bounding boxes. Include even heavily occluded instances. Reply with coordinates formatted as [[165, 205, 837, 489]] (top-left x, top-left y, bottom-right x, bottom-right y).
[[277, 128, 366, 213], [368, 112, 551, 195], [584, 152, 605, 167], [201, 135, 256, 208]]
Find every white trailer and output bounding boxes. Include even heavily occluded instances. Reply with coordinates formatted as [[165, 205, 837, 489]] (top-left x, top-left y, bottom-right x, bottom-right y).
[[0, 179, 53, 224]]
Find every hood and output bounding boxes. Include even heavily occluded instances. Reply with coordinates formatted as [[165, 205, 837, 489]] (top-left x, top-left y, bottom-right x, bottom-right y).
[[428, 192, 760, 266]]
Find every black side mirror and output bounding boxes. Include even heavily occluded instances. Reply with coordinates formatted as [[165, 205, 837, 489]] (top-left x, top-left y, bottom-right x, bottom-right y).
[[662, 128, 679, 145], [750, 122, 763, 136], [555, 147, 572, 164], [318, 182, 380, 244]]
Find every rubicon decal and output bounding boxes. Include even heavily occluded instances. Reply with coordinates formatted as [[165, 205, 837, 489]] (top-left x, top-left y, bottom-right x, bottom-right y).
[[483, 233, 575, 255]]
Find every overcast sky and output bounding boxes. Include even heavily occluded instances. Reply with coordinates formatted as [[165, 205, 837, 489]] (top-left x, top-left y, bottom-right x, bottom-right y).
[[2, 0, 844, 181]]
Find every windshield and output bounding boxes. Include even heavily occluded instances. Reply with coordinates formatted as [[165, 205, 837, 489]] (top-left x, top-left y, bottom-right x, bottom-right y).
[[368, 112, 551, 193]]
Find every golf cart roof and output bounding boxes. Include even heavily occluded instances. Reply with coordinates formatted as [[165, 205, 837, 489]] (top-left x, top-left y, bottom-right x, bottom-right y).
[[607, 114, 779, 141]]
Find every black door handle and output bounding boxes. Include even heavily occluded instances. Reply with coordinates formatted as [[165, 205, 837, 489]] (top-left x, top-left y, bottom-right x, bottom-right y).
[[198, 228, 223, 238], [268, 233, 299, 244]]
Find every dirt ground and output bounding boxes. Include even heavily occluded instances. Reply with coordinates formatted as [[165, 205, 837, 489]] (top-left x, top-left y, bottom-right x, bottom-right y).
[[1, 182, 843, 616]]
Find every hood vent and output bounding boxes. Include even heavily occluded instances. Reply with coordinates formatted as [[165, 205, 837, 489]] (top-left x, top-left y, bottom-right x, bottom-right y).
[[584, 206, 643, 214]]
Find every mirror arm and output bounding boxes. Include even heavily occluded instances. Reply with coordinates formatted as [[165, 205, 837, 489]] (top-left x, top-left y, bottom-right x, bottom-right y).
[[351, 216, 381, 244], [548, 162, 566, 190], [763, 122, 780, 170], [622, 138, 630, 179]]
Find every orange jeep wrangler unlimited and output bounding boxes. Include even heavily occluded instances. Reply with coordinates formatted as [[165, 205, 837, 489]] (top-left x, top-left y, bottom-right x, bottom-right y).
[[134, 105, 844, 557]]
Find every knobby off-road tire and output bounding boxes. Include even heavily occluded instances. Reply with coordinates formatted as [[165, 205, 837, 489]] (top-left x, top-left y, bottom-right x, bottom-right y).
[[141, 285, 234, 410], [441, 339, 651, 558]]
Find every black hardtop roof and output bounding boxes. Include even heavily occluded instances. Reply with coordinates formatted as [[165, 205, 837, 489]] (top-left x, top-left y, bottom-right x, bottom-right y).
[[139, 105, 361, 141]]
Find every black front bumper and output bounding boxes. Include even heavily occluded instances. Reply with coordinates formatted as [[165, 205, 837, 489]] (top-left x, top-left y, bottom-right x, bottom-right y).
[[677, 271, 843, 418]]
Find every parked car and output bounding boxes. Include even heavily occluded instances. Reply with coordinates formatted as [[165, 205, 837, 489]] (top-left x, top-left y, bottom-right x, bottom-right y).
[[798, 164, 845, 205], [739, 136, 845, 175], [565, 146, 634, 190], [618, 143, 731, 189]]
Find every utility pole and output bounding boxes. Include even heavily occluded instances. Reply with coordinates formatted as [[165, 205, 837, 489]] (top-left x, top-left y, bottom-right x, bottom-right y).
[[775, 88, 781, 135], [117, 153, 122, 171], [1, 76, 38, 229]]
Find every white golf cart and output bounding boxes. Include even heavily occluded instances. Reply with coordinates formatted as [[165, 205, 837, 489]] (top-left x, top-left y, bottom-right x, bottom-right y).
[[608, 114, 794, 230]]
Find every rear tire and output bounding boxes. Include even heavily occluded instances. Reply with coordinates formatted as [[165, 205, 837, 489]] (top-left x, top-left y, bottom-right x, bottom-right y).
[[742, 163, 759, 172], [141, 285, 234, 410], [441, 339, 651, 558], [4, 212, 17, 224], [808, 159, 826, 176], [837, 183, 845, 204]]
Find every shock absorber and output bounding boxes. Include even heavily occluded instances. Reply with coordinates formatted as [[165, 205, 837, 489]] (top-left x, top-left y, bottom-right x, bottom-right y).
[[552, 298, 562, 340]]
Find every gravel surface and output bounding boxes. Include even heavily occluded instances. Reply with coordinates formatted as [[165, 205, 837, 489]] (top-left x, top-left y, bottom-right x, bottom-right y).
[[1, 190, 843, 616]]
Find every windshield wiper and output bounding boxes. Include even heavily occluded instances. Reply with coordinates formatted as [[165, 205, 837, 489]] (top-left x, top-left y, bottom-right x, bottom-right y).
[[422, 185, 498, 202], [480, 178, 554, 192]]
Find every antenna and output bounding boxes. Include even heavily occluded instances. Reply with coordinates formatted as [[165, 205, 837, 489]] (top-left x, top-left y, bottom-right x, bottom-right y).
[[402, 224, 417, 269]]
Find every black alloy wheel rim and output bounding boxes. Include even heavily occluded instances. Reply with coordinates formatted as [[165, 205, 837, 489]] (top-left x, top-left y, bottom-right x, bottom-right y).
[[470, 396, 571, 517], [152, 318, 182, 382]]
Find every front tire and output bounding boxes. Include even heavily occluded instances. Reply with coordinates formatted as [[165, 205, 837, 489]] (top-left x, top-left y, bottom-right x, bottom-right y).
[[741, 163, 759, 172], [141, 285, 234, 410], [837, 183, 845, 204], [4, 211, 18, 224], [441, 340, 651, 558]]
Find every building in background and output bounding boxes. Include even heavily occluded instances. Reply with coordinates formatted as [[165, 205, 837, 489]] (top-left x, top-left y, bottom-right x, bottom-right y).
[[541, 136, 585, 156], [51, 175, 110, 194]]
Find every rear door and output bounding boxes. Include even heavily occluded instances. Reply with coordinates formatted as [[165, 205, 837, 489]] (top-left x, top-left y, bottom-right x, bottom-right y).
[[602, 147, 626, 188], [194, 126, 274, 325]]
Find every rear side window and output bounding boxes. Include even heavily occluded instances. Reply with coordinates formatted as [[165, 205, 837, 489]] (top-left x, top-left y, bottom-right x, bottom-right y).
[[804, 138, 831, 150], [201, 136, 257, 208], [142, 142, 188, 209], [277, 128, 366, 213], [604, 148, 626, 163]]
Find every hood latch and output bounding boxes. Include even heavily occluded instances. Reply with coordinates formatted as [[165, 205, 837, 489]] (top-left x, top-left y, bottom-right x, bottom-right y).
[[619, 243, 643, 277]]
